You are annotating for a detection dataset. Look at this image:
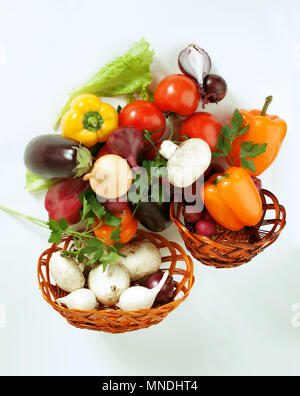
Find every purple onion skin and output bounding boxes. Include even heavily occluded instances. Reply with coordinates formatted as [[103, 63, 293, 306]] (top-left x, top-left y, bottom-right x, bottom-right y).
[[103, 199, 128, 212], [143, 270, 175, 304], [107, 127, 145, 168], [178, 44, 212, 87], [96, 195, 128, 212], [202, 74, 227, 104]]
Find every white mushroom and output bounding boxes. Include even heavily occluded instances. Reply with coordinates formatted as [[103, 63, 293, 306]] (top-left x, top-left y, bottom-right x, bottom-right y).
[[159, 138, 211, 188], [49, 251, 85, 293], [118, 240, 161, 281]]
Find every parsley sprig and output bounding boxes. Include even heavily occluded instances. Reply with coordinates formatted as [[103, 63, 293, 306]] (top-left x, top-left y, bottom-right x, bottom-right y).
[[212, 109, 267, 173], [0, 189, 125, 271]]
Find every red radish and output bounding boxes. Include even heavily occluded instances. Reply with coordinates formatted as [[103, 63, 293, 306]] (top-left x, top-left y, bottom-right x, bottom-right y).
[[45, 178, 89, 224], [195, 219, 216, 238], [183, 205, 203, 223], [202, 209, 214, 222]]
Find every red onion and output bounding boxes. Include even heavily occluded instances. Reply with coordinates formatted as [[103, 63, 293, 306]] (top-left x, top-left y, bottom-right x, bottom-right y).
[[202, 74, 228, 106], [178, 44, 211, 89], [143, 270, 174, 304], [96, 194, 128, 212]]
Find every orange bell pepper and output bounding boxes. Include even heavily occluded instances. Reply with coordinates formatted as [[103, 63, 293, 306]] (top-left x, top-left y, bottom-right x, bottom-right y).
[[230, 96, 287, 176], [204, 167, 263, 231]]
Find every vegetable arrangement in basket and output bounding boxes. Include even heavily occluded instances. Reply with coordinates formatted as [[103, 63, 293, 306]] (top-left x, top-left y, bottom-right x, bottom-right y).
[[0, 38, 287, 331]]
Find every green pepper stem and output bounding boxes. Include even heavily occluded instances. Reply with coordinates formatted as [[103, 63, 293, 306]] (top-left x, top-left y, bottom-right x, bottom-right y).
[[83, 111, 103, 132], [260, 96, 273, 116], [213, 174, 229, 185]]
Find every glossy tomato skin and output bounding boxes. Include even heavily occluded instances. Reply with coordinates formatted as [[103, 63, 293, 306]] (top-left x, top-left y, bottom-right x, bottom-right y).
[[154, 74, 200, 117], [179, 112, 222, 151], [119, 100, 166, 144]]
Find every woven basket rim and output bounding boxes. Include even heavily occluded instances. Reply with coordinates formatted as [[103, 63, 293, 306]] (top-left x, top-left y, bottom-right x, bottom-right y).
[[37, 230, 195, 332], [170, 188, 286, 250]]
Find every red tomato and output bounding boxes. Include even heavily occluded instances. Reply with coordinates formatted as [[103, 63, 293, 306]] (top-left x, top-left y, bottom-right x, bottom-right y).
[[96, 144, 109, 159], [154, 74, 200, 117], [119, 100, 166, 145], [179, 112, 222, 151]]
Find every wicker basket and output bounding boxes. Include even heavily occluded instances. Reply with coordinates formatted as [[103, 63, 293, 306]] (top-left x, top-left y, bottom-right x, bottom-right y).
[[170, 189, 286, 269], [37, 230, 194, 333]]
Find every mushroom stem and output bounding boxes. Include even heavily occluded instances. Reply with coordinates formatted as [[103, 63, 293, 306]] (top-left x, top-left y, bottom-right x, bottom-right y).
[[159, 140, 178, 160]]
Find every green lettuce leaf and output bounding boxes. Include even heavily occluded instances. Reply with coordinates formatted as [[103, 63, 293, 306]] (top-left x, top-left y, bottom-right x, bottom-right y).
[[54, 38, 154, 128], [25, 171, 58, 193]]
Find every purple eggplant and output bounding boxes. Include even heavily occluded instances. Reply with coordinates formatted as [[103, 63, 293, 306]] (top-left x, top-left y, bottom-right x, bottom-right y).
[[24, 134, 92, 179], [133, 201, 172, 232]]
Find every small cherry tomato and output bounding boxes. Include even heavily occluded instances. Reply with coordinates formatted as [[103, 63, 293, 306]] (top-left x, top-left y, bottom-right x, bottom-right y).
[[93, 206, 137, 245], [154, 74, 200, 117], [179, 112, 222, 151], [119, 100, 166, 145]]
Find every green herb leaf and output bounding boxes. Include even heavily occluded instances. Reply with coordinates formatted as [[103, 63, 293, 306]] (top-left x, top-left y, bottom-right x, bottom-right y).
[[231, 109, 244, 133], [212, 150, 226, 158], [212, 109, 267, 170], [220, 124, 233, 141], [109, 225, 121, 242], [81, 189, 105, 220], [241, 158, 257, 173], [236, 125, 250, 138], [104, 212, 122, 227], [240, 141, 268, 159]]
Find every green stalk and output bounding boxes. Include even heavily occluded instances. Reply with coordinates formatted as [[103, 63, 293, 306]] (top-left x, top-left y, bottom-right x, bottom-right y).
[[143, 130, 161, 156], [168, 114, 175, 141], [260, 96, 273, 116], [0, 205, 49, 229]]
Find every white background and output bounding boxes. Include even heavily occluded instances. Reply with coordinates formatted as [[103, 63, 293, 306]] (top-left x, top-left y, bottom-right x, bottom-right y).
[[0, 0, 299, 376]]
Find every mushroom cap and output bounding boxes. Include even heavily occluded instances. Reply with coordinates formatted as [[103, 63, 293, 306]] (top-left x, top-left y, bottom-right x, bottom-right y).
[[84, 154, 133, 199], [167, 138, 211, 188]]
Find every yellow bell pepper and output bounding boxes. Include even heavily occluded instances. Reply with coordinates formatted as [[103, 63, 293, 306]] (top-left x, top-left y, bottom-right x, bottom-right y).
[[61, 94, 118, 147]]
